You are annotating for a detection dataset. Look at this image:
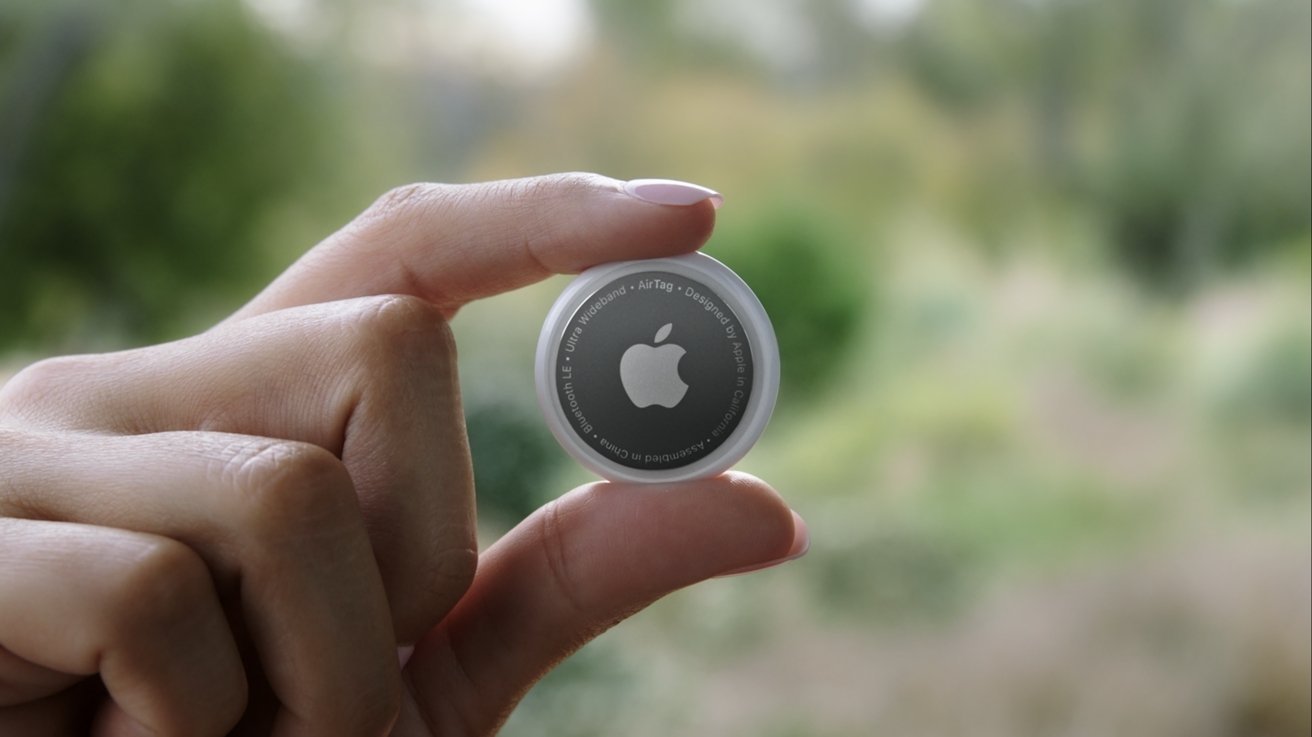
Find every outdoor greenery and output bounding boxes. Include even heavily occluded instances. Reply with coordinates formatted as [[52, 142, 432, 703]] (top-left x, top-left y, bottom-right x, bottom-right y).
[[2, 0, 1308, 735]]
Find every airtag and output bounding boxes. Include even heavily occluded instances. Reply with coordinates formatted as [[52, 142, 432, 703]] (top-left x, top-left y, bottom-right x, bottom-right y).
[[535, 252, 780, 483]]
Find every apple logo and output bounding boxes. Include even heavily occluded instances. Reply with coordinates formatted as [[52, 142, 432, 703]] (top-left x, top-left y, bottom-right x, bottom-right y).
[[619, 322, 689, 408]]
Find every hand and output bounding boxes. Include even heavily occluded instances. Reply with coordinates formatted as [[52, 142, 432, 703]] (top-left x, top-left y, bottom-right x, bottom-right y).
[[0, 173, 808, 736]]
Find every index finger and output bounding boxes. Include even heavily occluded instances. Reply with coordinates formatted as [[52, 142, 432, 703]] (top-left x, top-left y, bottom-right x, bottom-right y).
[[228, 173, 720, 321]]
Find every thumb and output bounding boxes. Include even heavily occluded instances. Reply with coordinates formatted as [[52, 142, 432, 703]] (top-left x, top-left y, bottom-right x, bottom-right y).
[[395, 472, 807, 736]]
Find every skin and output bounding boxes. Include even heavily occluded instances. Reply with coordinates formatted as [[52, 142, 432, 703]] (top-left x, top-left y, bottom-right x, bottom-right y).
[[0, 173, 805, 736]]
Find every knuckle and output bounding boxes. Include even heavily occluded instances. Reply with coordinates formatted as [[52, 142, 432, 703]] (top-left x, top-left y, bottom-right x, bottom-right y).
[[348, 183, 453, 253], [106, 537, 213, 639], [0, 428, 31, 500], [384, 535, 478, 642], [529, 171, 607, 199], [351, 293, 452, 340], [219, 438, 356, 534], [503, 172, 609, 266], [347, 294, 457, 372], [508, 172, 606, 216], [0, 356, 81, 417], [418, 478, 478, 595], [359, 182, 445, 231], [372, 182, 434, 215], [429, 544, 478, 602], [408, 541, 477, 620], [377, 497, 477, 640]]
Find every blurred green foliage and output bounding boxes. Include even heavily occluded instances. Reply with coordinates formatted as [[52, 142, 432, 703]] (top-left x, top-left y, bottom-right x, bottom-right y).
[[901, 0, 1312, 288], [1217, 324, 1312, 426], [464, 401, 562, 524], [706, 202, 867, 401], [1, 0, 349, 348]]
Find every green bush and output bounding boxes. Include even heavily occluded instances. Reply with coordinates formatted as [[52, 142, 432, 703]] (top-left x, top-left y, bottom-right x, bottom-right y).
[[0, 1, 339, 349], [465, 400, 564, 524], [705, 203, 869, 403]]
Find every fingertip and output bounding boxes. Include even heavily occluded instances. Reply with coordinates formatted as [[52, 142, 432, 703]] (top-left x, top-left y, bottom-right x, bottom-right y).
[[713, 508, 810, 578], [715, 469, 779, 494], [592, 470, 783, 513], [561, 178, 716, 270], [620, 178, 723, 208], [657, 471, 805, 577], [711, 471, 796, 543], [788, 509, 811, 559], [571, 470, 798, 577]]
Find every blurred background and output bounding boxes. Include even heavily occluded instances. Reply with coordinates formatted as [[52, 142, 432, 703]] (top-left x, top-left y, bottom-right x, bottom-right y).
[[2, 0, 1309, 734]]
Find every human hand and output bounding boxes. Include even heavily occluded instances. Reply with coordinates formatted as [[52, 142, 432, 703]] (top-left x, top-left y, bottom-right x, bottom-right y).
[[0, 174, 808, 736]]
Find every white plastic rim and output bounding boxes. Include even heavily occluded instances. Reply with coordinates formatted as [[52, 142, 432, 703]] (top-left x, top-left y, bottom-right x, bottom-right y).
[[535, 252, 780, 483]]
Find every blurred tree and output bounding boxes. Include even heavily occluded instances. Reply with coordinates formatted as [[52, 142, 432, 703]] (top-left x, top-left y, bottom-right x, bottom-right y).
[[706, 202, 868, 402], [904, 0, 1028, 113], [464, 400, 563, 524], [0, 0, 342, 350], [904, 0, 1312, 289], [587, 0, 680, 66], [1091, 0, 1312, 288]]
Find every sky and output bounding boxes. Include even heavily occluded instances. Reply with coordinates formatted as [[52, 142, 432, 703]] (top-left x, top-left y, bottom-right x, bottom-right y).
[[243, 0, 925, 79]]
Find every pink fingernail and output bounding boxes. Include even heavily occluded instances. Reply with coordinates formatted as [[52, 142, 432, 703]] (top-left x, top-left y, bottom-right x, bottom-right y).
[[716, 510, 810, 578], [623, 178, 724, 209], [397, 645, 415, 668]]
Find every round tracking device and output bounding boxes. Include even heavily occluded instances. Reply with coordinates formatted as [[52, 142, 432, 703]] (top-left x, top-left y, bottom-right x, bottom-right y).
[[535, 252, 780, 483]]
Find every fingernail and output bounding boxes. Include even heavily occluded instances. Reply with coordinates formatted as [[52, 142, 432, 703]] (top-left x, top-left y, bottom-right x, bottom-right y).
[[397, 645, 415, 668], [623, 178, 724, 209], [716, 510, 810, 578]]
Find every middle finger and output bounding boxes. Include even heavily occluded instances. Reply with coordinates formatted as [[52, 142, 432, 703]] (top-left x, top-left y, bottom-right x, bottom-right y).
[[0, 428, 403, 737], [0, 295, 477, 641]]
